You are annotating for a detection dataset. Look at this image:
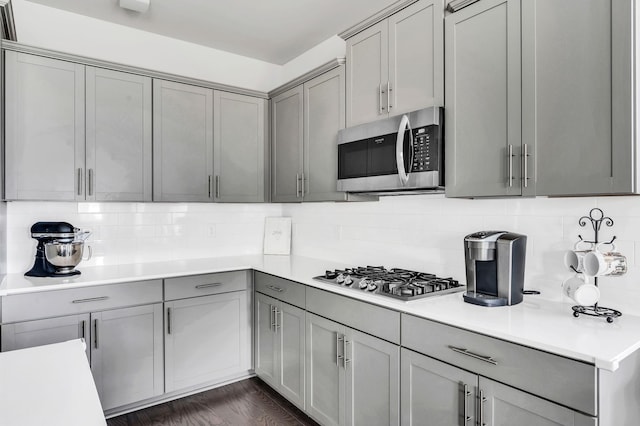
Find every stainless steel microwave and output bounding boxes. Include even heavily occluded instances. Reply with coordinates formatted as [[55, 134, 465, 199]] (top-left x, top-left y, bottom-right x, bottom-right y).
[[337, 107, 444, 194]]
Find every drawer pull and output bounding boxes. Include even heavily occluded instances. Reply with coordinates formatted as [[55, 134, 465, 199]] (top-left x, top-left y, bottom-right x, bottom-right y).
[[195, 283, 223, 289], [449, 346, 498, 365], [72, 296, 109, 304], [336, 333, 344, 366], [267, 285, 284, 293], [462, 383, 472, 423], [93, 319, 99, 349]]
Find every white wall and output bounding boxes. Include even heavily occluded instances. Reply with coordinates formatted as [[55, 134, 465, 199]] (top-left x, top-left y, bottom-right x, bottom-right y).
[[11, 0, 347, 92], [8, 202, 282, 274], [282, 194, 640, 316]]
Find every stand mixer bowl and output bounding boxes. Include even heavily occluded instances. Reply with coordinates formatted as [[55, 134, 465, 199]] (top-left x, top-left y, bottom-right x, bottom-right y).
[[44, 241, 88, 274]]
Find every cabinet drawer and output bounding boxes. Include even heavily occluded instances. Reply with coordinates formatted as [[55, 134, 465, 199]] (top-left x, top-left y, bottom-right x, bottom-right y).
[[1, 280, 163, 323], [164, 271, 250, 301], [255, 272, 306, 308], [401, 314, 597, 416], [306, 287, 400, 344]]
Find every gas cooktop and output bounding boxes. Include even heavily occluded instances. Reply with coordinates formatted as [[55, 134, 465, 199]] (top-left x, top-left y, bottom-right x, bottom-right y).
[[314, 266, 463, 301]]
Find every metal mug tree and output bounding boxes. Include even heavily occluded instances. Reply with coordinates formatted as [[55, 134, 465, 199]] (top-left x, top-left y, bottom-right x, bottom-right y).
[[569, 208, 622, 323]]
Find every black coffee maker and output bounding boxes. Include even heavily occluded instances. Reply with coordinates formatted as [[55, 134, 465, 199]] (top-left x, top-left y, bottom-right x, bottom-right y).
[[26, 222, 82, 277], [463, 231, 527, 307]]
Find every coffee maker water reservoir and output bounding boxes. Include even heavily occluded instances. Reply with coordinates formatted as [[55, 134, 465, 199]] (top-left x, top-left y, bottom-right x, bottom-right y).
[[463, 231, 527, 307]]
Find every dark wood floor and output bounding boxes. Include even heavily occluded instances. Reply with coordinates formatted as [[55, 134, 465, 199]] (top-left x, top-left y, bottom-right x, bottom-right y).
[[107, 378, 319, 426]]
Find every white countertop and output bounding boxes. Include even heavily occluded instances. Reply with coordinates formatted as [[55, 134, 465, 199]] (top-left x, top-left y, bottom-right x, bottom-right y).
[[0, 339, 106, 426], [2, 254, 640, 372]]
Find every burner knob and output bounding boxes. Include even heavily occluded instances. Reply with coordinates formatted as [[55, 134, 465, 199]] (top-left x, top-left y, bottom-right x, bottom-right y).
[[359, 278, 370, 289], [367, 283, 378, 292], [344, 275, 353, 286], [337, 273, 345, 284]]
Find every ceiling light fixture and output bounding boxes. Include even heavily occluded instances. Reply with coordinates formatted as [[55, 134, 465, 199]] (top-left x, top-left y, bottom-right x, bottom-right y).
[[119, 0, 150, 13]]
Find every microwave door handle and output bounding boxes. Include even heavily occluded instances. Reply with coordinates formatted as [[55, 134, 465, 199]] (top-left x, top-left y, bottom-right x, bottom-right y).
[[396, 114, 412, 185]]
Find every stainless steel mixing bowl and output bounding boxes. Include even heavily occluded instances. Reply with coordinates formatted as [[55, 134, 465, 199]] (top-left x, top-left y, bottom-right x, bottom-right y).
[[44, 241, 87, 273]]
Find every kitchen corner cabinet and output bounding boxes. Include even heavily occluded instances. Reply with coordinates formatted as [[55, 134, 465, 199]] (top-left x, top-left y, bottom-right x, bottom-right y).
[[305, 312, 400, 426], [153, 79, 214, 202], [446, 0, 635, 198], [254, 292, 306, 409], [5, 51, 153, 201], [271, 66, 346, 203], [164, 272, 251, 393], [346, 0, 444, 126], [213, 91, 268, 202]]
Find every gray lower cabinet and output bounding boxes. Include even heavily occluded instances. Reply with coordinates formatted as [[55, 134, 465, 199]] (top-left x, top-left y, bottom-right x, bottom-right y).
[[90, 303, 164, 411], [153, 79, 214, 202], [401, 348, 595, 426], [164, 291, 250, 392], [346, 0, 444, 126], [305, 312, 400, 426], [255, 292, 306, 409], [5, 51, 85, 201], [271, 65, 348, 203], [213, 91, 268, 203], [85, 67, 152, 201], [446, 0, 635, 198]]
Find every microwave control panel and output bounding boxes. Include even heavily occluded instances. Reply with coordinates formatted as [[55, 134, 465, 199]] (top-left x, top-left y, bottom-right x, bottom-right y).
[[411, 125, 439, 172]]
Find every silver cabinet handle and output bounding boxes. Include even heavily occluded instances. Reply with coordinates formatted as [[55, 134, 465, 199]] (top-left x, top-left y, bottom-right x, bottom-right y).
[[522, 143, 531, 188], [167, 307, 172, 334], [195, 282, 222, 289], [507, 144, 514, 187], [275, 307, 282, 331], [88, 168, 94, 196], [379, 84, 384, 114], [208, 175, 213, 198], [336, 333, 344, 366], [479, 389, 487, 426], [267, 285, 284, 293], [462, 383, 472, 424], [449, 346, 498, 365], [77, 168, 83, 196], [270, 305, 276, 332], [343, 338, 351, 366], [93, 319, 99, 349], [215, 175, 220, 198], [387, 81, 392, 111], [296, 173, 300, 198], [72, 296, 108, 304], [300, 173, 305, 198], [80, 320, 86, 340]]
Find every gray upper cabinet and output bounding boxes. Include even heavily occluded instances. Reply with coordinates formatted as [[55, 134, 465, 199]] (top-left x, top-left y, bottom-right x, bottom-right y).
[[444, 0, 522, 198], [346, 0, 444, 127], [271, 85, 304, 203], [153, 79, 214, 202], [5, 51, 85, 201], [522, 0, 634, 196], [303, 66, 346, 202], [213, 91, 268, 203], [86, 67, 152, 201]]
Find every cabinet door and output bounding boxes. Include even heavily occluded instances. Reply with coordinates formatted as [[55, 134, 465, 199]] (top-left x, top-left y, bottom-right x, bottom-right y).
[[522, 0, 632, 196], [303, 66, 346, 202], [86, 67, 152, 201], [153, 79, 214, 202], [254, 292, 278, 387], [389, 0, 444, 116], [90, 303, 164, 411], [271, 86, 304, 202], [1, 314, 90, 359], [444, 0, 522, 198], [479, 377, 596, 426], [346, 20, 388, 126], [400, 348, 476, 426], [213, 91, 267, 202], [5, 52, 85, 201], [345, 328, 400, 426], [165, 291, 250, 392], [306, 312, 346, 426], [278, 301, 306, 410]]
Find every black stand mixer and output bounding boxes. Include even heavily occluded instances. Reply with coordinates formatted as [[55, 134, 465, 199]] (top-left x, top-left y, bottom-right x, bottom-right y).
[[26, 222, 89, 277]]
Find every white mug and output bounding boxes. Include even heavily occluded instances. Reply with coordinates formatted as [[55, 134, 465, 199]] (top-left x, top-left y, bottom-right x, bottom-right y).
[[564, 249, 590, 272], [562, 274, 600, 306], [583, 242, 627, 277]]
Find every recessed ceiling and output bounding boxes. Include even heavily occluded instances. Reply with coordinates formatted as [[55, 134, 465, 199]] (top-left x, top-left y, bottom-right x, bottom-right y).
[[24, 0, 400, 64]]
